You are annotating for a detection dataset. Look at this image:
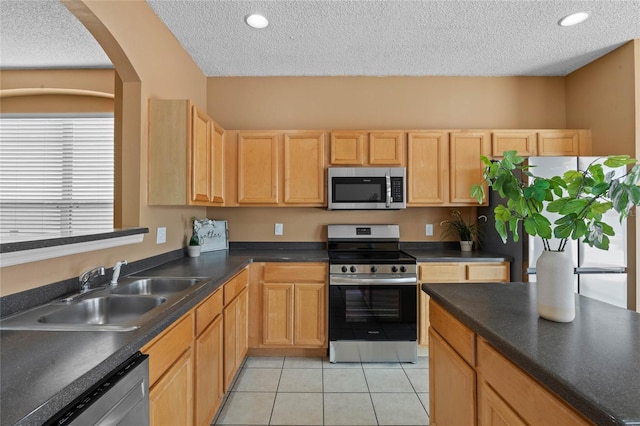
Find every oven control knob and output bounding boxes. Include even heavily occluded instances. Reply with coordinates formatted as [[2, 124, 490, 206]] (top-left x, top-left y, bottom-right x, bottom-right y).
[[350, 266, 357, 273], [400, 266, 407, 273], [391, 266, 398, 273], [341, 266, 348, 273], [371, 266, 378, 273]]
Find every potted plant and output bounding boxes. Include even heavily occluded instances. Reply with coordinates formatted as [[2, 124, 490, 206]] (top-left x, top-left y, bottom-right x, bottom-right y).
[[187, 217, 202, 258], [440, 209, 486, 251], [471, 150, 640, 322]]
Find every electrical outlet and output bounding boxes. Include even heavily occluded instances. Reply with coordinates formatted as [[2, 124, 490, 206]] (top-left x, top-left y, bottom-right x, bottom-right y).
[[156, 227, 166, 244], [425, 224, 433, 236], [275, 223, 284, 236]]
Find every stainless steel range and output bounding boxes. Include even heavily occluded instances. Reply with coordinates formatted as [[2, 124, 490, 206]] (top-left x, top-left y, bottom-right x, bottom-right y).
[[328, 224, 418, 363]]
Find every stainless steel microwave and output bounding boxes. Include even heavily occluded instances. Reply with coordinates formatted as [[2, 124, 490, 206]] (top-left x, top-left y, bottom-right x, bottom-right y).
[[328, 167, 406, 210]]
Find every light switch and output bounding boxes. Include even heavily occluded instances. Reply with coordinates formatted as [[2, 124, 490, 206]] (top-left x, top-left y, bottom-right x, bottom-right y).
[[275, 223, 284, 236], [156, 227, 166, 244]]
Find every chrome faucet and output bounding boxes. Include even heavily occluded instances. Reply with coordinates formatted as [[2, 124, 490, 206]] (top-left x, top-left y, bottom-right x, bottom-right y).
[[79, 266, 106, 292], [110, 260, 128, 285]]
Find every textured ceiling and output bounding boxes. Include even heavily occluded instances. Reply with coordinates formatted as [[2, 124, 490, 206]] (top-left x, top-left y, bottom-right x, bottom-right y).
[[1, 0, 639, 77]]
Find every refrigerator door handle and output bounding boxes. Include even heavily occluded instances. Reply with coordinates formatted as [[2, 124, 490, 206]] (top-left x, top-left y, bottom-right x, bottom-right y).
[[575, 267, 627, 274]]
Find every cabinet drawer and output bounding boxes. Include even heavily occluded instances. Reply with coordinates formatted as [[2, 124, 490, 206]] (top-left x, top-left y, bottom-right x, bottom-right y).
[[196, 288, 223, 336], [429, 300, 475, 365], [143, 312, 194, 387], [466, 263, 510, 282], [477, 338, 591, 425], [420, 263, 465, 282], [224, 268, 248, 305], [264, 263, 327, 283]]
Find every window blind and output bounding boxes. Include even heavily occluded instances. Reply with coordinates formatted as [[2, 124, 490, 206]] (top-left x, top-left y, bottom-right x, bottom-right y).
[[0, 116, 114, 236]]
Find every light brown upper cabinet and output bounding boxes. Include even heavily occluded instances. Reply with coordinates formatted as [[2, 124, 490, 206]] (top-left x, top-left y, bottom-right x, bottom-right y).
[[284, 132, 326, 205], [330, 131, 365, 165], [237, 132, 280, 204], [330, 131, 405, 166], [492, 129, 592, 157], [449, 131, 491, 205], [407, 131, 449, 205], [369, 131, 405, 165], [492, 131, 537, 157], [235, 131, 327, 207], [148, 99, 224, 206], [537, 130, 583, 156]]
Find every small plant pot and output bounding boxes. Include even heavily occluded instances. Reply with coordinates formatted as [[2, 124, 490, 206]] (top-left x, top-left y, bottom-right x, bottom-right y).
[[460, 241, 473, 252], [187, 245, 201, 258]]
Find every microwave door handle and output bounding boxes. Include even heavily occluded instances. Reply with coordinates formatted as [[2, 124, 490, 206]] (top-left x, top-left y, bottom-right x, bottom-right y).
[[385, 174, 391, 208]]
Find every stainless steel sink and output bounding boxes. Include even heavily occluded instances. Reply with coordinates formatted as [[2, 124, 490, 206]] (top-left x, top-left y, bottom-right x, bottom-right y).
[[0, 276, 207, 332], [111, 278, 201, 297], [38, 295, 166, 325]]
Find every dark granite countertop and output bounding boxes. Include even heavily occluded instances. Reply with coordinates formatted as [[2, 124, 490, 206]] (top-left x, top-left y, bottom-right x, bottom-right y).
[[404, 248, 512, 262], [422, 282, 640, 426]]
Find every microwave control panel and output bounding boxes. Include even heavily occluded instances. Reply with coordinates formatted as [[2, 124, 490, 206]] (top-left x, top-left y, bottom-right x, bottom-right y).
[[390, 177, 404, 202]]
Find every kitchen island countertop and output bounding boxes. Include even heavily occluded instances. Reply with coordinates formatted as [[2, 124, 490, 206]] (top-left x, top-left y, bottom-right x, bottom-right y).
[[422, 282, 640, 425]]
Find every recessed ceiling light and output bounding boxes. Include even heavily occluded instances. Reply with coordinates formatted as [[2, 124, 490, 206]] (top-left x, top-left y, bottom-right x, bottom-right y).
[[245, 14, 269, 29], [558, 12, 589, 27]]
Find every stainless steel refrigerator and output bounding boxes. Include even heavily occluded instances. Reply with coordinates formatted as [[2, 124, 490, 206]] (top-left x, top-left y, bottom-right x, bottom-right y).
[[527, 156, 628, 309]]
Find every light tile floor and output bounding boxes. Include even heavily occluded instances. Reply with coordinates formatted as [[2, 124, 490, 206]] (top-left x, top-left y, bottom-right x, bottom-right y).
[[213, 356, 430, 426]]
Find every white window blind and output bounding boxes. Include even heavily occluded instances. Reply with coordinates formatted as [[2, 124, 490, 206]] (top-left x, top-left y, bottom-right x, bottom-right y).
[[0, 115, 114, 236]]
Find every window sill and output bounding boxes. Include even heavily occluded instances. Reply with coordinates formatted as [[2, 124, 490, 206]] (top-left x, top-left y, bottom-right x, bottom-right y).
[[0, 228, 148, 267]]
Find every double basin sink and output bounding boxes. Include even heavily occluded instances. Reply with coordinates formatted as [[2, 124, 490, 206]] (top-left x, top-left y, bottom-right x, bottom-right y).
[[0, 277, 207, 332]]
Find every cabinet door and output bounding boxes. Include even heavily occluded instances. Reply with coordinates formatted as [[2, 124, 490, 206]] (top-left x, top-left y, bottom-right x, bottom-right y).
[[294, 283, 326, 347], [330, 131, 365, 165], [263, 283, 294, 346], [190, 105, 211, 204], [284, 132, 326, 205], [478, 380, 526, 426], [195, 314, 224, 426], [369, 131, 405, 165], [492, 131, 536, 157], [150, 348, 194, 426], [429, 328, 476, 426], [223, 297, 237, 391], [211, 122, 225, 203], [237, 132, 279, 204], [537, 130, 580, 156], [449, 131, 491, 205], [407, 132, 448, 205]]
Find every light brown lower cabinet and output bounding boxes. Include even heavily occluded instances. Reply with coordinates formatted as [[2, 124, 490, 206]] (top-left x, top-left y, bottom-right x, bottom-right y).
[[143, 267, 248, 426], [419, 261, 510, 346], [429, 299, 592, 426], [149, 348, 194, 426], [194, 288, 224, 426], [224, 286, 249, 391], [261, 263, 327, 348]]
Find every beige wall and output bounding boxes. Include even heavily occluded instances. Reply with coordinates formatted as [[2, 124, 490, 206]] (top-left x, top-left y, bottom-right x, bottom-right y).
[[566, 40, 639, 310], [207, 76, 567, 130], [0, 1, 208, 296]]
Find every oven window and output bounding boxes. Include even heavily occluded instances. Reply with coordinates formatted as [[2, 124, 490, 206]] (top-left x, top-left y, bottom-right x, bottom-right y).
[[345, 288, 400, 322]]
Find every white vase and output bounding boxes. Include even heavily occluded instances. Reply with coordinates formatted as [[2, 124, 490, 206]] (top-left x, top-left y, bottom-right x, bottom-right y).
[[187, 245, 201, 258], [535, 250, 575, 322], [460, 241, 473, 252]]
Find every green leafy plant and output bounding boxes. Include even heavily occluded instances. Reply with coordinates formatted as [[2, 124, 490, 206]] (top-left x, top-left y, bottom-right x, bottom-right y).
[[440, 209, 486, 243], [471, 151, 640, 251]]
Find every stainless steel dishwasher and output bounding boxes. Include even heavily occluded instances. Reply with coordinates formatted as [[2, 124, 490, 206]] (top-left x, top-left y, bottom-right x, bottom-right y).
[[44, 352, 149, 426]]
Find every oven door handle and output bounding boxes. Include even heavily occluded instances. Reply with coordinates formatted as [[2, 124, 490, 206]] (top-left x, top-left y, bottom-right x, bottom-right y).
[[329, 276, 417, 285]]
